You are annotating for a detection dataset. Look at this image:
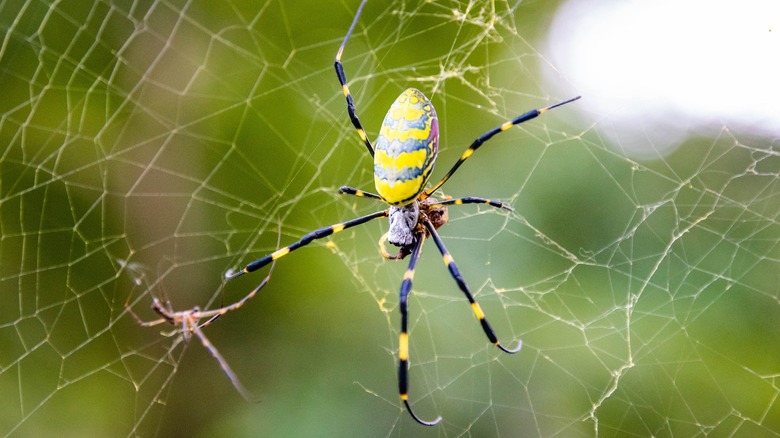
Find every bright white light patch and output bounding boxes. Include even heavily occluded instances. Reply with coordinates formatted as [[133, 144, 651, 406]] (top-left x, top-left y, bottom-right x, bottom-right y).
[[546, 0, 780, 157]]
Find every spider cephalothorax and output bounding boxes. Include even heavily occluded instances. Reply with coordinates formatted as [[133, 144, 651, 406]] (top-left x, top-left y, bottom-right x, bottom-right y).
[[387, 201, 419, 247], [383, 197, 449, 260]]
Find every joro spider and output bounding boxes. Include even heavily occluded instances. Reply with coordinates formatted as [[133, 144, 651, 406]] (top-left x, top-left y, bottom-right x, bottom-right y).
[[135, 0, 579, 427], [231, 1, 577, 425], [126, 267, 274, 402]]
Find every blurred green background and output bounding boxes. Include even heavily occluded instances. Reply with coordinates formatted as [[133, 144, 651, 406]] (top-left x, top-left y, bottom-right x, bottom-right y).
[[1, 1, 778, 437]]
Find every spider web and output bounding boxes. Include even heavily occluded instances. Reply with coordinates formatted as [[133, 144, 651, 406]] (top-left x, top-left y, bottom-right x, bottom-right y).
[[1, 0, 778, 436]]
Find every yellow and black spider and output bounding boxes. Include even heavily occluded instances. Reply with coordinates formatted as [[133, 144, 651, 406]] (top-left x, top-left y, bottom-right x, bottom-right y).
[[135, 0, 579, 426], [230, 0, 578, 425]]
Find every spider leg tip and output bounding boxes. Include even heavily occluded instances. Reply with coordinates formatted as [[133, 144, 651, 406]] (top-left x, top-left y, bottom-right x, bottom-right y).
[[419, 415, 443, 427], [404, 400, 442, 426], [499, 339, 523, 354], [225, 269, 246, 280]]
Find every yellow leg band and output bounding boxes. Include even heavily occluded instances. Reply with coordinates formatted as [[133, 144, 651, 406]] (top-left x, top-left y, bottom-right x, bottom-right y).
[[272, 247, 290, 260], [471, 302, 485, 320], [399, 332, 409, 360]]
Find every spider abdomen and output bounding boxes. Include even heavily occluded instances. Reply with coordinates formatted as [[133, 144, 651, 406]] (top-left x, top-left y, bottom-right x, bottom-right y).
[[374, 88, 439, 206]]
